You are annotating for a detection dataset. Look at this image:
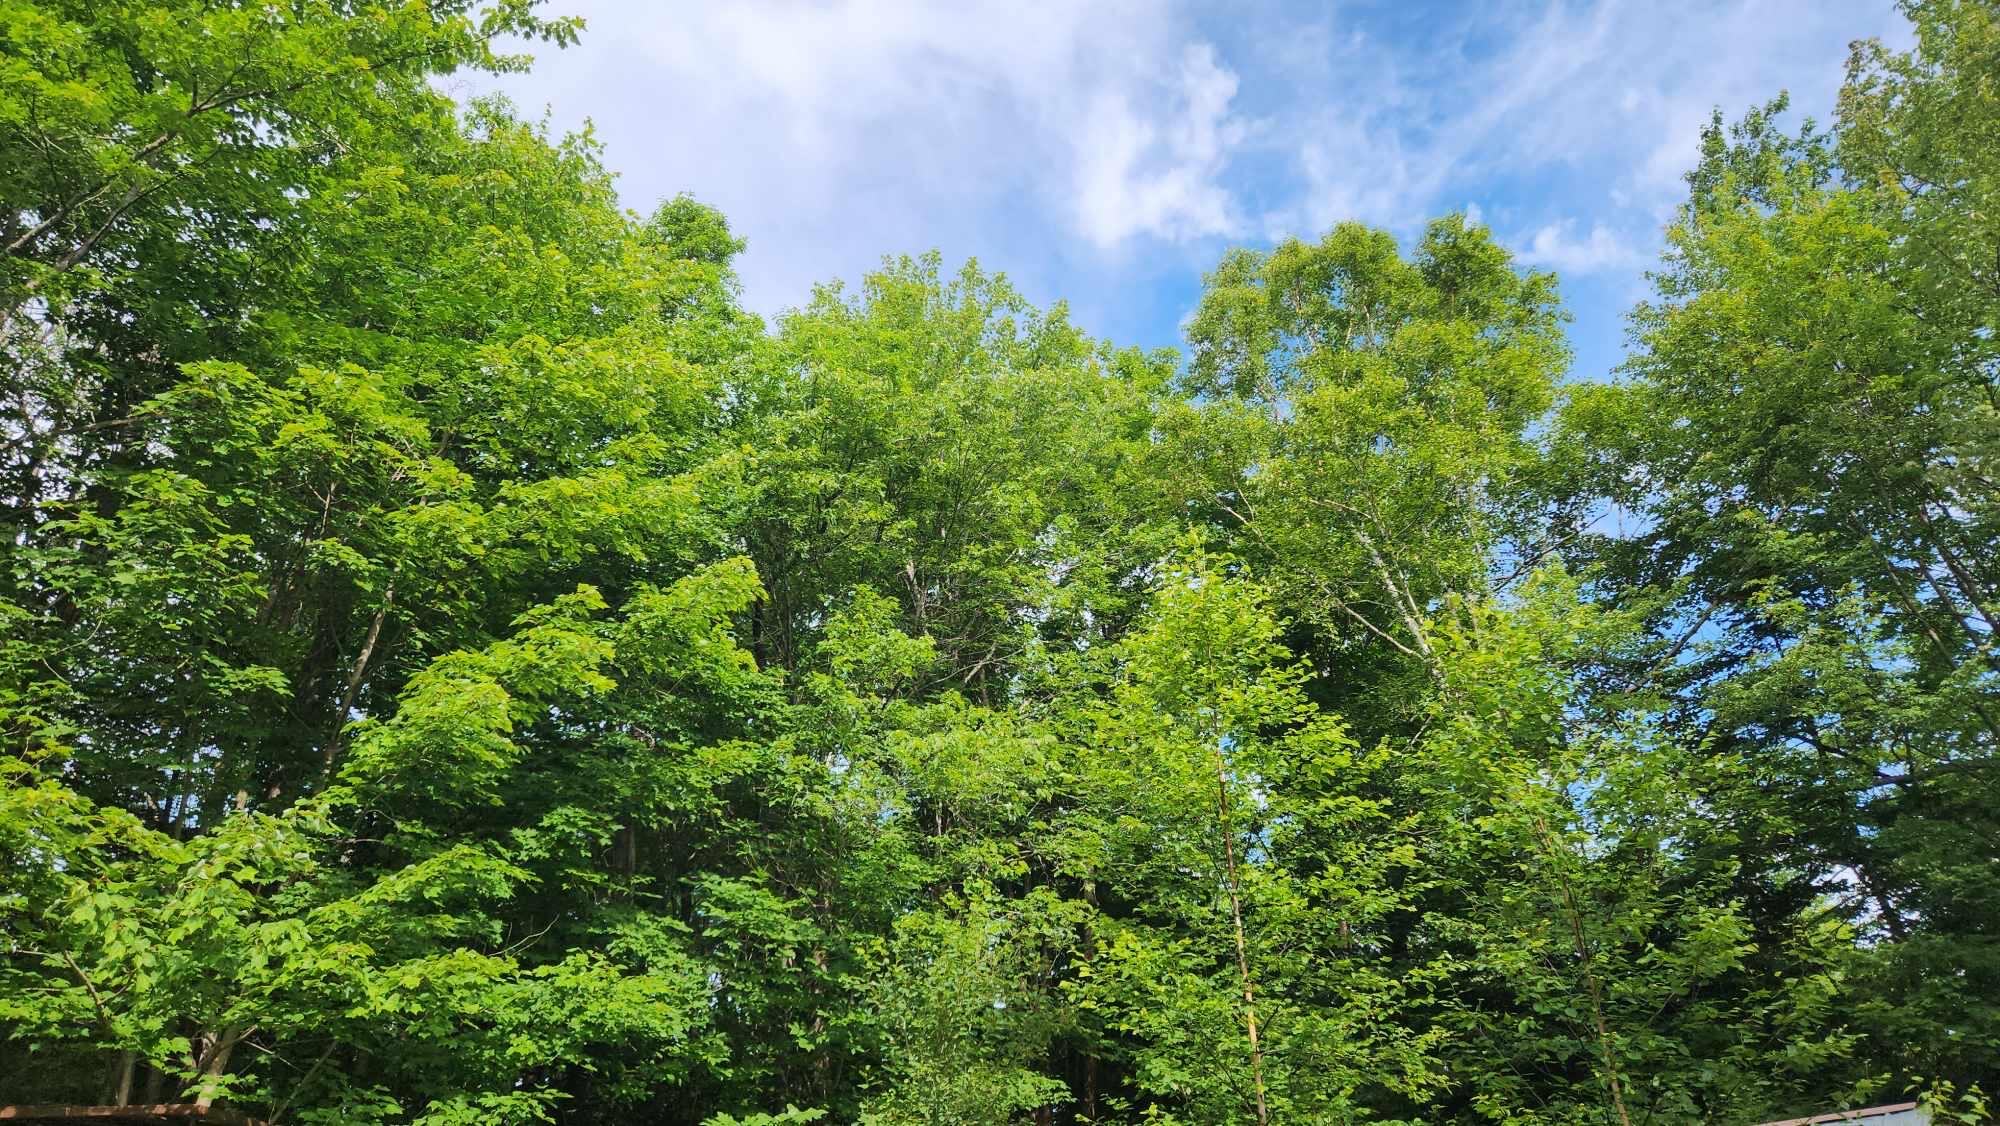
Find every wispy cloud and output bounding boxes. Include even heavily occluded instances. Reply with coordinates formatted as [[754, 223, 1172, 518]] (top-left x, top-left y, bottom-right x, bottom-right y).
[[1248, 1, 1904, 243], [471, 0, 1909, 348], [1073, 43, 1248, 246], [641, 0, 1253, 248], [467, 0, 1258, 311], [1515, 219, 1645, 275]]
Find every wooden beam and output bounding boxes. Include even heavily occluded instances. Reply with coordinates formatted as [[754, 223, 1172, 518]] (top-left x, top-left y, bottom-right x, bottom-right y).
[[0, 1106, 265, 1125]]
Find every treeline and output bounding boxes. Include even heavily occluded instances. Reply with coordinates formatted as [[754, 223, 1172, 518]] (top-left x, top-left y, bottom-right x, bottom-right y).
[[1, 1, 1995, 1123]]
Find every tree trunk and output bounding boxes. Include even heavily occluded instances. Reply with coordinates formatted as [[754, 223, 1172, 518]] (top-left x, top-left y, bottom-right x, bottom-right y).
[[1531, 815, 1633, 1126], [321, 578, 394, 782], [191, 1027, 244, 1113], [1215, 750, 1270, 1126]]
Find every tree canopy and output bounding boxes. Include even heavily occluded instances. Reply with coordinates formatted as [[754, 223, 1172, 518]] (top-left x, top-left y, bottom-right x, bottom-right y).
[[2, 1, 1995, 1123]]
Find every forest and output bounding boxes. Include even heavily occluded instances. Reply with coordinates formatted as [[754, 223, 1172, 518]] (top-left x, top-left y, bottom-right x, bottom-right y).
[[1, 1, 1996, 1123]]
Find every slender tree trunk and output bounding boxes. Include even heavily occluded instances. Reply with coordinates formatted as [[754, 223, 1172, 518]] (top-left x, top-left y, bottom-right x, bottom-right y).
[[1214, 749, 1270, 1126], [1857, 862, 1909, 941], [1842, 513, 2000, 740], [1916, 502, 2000, 637], [267, 1043, 335, 1126], [171, 719, 203, 840], [191, 1027, 244, 1113], [1355, 526, 1446, 686], [1531, 815, 1633, 1126], [109, 1050, 136, 1105], [320, 578, 394, 782]]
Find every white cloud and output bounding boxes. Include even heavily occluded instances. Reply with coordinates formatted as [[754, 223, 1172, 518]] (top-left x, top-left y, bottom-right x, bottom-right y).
[[468, 0, 1250, 316], [1513, 219, 1645, 274], [468, 0, 1911, 332], [655, 0, 1249, 245], [1072, 44, 1248, 246], [1073, 45, 1247, 246]]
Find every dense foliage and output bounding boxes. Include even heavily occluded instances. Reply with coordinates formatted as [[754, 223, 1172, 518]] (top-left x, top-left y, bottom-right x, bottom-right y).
[[2, 1, 1995, 1122]]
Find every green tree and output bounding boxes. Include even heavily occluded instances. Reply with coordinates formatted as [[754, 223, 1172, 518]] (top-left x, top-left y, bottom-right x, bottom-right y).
[[1557, 2, 2000, 1089], [7, 0, 1999, 1119], [1163, 216, 1571, 731]]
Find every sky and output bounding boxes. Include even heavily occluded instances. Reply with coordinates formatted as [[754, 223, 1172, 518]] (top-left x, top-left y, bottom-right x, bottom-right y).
[[457, 0, 1914, 383]]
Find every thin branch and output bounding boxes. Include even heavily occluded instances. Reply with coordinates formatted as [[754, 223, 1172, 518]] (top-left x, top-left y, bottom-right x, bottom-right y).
[[61, 952, 116, 1034]]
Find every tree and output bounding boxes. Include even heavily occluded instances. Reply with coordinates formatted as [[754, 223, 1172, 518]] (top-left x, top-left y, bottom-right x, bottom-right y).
[[1162, 216, 1571, 731], [1556, 0, 2000, 1094], [7, 0, 1999, 1118]]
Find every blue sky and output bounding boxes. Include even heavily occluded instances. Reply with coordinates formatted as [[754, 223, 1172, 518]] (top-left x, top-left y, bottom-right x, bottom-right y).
[[462, 0, 1911, 383]]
